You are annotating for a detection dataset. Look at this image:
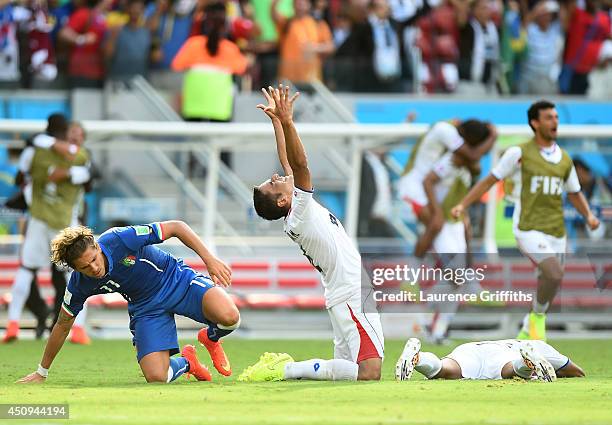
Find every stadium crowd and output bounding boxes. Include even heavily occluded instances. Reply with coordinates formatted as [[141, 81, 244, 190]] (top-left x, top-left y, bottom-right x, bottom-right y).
[[0, 0, 610, 95]]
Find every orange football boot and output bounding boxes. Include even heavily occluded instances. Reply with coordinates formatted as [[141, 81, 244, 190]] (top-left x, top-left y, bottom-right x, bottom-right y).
[[198, 328, 232, 376], [69, 326, 91, 345], [2, 320, 19, 343], [181, 345, 213, 381]]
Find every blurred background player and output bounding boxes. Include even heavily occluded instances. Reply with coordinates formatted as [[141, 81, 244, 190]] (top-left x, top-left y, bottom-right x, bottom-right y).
[[25, 121, 94, 342], [416, 143, 490, 343], [452, 100, 600, 341], [397, 119, 496, 257], [396, 337, 585, 382], [17, 221, 239, 384], [3, 116, 92, 344], [242, 85, 384, 382]]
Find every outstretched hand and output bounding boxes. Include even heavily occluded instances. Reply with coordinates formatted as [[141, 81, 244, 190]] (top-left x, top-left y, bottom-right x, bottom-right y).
[[256, 84, 300, 124]]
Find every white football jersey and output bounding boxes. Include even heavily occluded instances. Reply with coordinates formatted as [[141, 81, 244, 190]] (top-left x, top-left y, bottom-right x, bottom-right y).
[[284, 187, 362, 308], [408, 121, 465, 180]]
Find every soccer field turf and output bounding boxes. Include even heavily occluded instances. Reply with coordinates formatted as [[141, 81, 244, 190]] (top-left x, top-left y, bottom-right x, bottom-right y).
[[1, 339, 611, 425]]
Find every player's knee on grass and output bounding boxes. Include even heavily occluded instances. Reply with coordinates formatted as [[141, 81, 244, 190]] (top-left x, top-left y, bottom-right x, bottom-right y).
[[140, 352, 170, 383], [357, 358, 382, 381]]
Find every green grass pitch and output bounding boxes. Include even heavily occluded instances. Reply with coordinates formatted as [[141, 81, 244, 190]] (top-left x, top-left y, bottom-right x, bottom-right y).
[[1, 339, 611, 425]]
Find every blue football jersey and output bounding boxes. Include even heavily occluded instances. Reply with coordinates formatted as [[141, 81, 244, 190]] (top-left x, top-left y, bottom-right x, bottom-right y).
[[62, 223, 198, 318]]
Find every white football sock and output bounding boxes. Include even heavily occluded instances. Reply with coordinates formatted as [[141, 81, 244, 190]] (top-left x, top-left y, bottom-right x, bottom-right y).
[[8, 268, 34, 321], [284, 359, 358, 381], [532, 300, 549, 314], [511, 358, 533, 379], [520, 312, 530, 332], [73, 302, 88, 327], [415, 352, 443, 379]]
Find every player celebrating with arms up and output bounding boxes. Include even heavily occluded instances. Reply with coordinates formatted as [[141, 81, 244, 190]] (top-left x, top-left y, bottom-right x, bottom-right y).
[[17, 221, 240, 384], [451, 100, 600, 340], [240, 85, 384, 382]]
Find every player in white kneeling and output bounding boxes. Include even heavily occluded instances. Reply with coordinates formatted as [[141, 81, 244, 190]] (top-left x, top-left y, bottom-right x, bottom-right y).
[[240, 85, 384, 382], [396, 338, 584, 382]]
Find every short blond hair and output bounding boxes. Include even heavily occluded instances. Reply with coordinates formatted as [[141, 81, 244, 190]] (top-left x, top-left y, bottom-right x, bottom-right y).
[[51, 225, 97, 268]]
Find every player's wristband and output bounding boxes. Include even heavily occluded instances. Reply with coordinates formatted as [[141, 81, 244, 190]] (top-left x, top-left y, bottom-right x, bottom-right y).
[[37, 364, 49, 378]]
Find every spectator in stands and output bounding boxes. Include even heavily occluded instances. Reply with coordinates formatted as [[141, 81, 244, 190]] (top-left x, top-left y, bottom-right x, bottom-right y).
[[249, 0, 290, 87], [456, 0, 500, 94], [146, 0, 194, 88], [416, 1, 461, 92], [21, 0, 58, 88], [105, 0, 152, 82], [335, 0, 404, 92], [0, 0, 29, 89], [59, 0, 108, 88], [274, 0, 334, 84], [559, 0, 611, 94], [518, 0, 563, 94], [172, 1, 247, 168]]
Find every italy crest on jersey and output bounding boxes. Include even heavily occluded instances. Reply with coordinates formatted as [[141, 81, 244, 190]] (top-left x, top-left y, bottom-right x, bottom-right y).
[[122, 255, 136, 267]]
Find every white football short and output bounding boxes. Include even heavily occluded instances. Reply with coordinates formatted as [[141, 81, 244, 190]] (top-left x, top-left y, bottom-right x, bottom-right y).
[[514, 229, 567, 265], [397, 172, 428, 211], [328, 291, 385, 363], [20, 217, 62, 269], [433, 221, 466, 254], [445, 340, 569, 380]]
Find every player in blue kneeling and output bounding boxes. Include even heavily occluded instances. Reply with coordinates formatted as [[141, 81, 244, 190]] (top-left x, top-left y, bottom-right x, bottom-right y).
[[16, 221, 240, 384]]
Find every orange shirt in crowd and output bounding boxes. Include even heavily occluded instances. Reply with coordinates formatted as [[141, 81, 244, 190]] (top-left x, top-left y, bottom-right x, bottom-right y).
[[279, 16, 332, 83], [171, 35, 248, 75]]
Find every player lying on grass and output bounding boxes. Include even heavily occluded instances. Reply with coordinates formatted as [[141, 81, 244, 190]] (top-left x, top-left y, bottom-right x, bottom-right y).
[[397, 119, 496, 257], [451, 100, 600, 341], [396, 338, 584, 382], [16, 221, 240, 384], [244, 85, 384, 382]]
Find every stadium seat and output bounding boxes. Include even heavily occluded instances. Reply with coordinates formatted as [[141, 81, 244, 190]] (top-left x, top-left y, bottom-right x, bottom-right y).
[[231, 262, 270, 271], [243, 294, 295, 309], [0, 276, 52, 287], [293, 295, 326, 310], [278, 278, 319, 288], [231, 278, 271, 288], [278, 262, 315, 271], [510, 264, 536, 273], [0, 260, 19, 270], [480, 279, 505, 289], [564, 264, 596, 273]]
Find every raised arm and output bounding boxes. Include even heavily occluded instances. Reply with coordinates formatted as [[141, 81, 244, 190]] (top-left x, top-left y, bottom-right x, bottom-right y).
[[451, 174, 498, 219], [264, 85, 311, 190], [257, 88, 292, 175], [16, 309, 75, 383], [160, 220, 232, 287]]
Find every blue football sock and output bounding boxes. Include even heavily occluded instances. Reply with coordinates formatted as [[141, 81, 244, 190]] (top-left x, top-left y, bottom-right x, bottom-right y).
[[207, 324, 235, 342], [167, 356, 189, 383]]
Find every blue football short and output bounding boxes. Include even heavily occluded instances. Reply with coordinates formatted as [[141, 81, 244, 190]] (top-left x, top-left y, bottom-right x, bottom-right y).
[[129, 275, 215, 361]]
